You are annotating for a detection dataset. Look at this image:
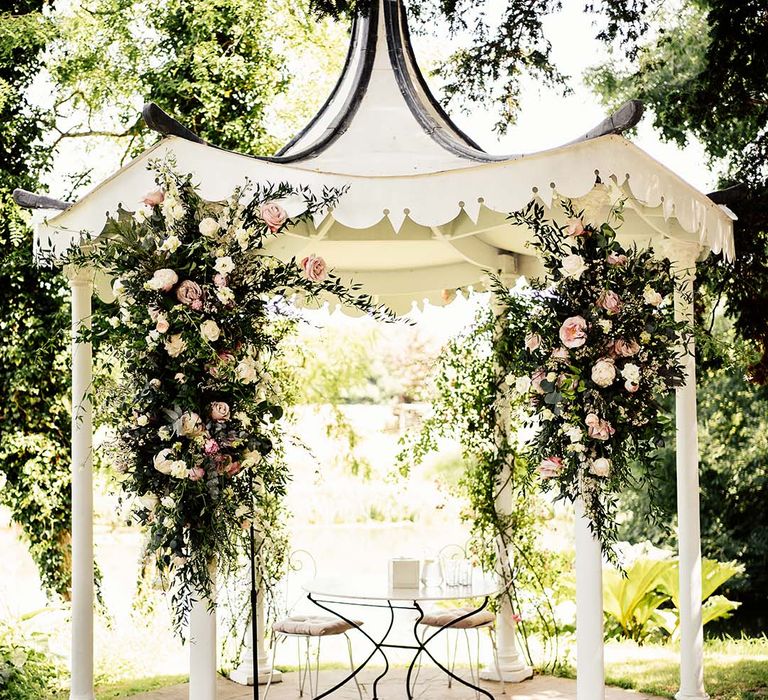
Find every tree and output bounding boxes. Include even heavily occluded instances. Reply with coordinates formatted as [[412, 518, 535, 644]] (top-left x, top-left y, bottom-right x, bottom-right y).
[[0, 4, 72, 599]]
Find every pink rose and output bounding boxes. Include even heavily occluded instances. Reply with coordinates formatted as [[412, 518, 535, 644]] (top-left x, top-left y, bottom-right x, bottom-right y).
[[551, 347, 570, 361], [188, 467, 205, 481], [225, 460, 242, 477], [204, 438, 220, 456], [213, 273, 228, 287], [531, 368, 547, 394], [565, 218, 586, 237], [142, 189, 164, 206], [614, 339, 640, 357], [155, 316, 170, 334], [585, 413, 615, 441], [210, 401, 230, 422], [525, 333, 542, 352], [301, 254, 328, 282], [596, 290, 622, 315], [559, 316, 588, 349], [607, 251, 628, 266], [538, 456, 563, 479], [176, 280, 203, 307], [260, 201, 288, 232]]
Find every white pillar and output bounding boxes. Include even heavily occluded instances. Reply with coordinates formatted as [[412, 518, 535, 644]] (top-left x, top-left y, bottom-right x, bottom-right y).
[[575, 499, 604, 699], [190, 594, 217, 700], [664, 241, 709, 700], [230, 588, 281, 685], [69, 269, 95, 700]]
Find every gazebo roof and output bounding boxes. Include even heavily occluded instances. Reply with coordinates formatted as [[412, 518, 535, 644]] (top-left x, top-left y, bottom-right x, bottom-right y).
[[23, 0, 735, 313]]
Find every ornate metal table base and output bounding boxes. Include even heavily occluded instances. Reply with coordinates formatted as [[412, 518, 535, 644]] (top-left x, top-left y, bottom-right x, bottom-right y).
[[308, 593, 494, 699]]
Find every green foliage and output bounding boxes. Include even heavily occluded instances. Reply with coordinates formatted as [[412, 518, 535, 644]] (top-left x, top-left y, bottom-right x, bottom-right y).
[[603, 556, 743, 644], [0, 614, 63, 699], [0, 3, 73, 599]]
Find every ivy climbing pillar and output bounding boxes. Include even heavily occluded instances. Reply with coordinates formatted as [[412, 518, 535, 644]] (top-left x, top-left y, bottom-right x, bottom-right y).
[[68, 266, 95, 700], [663, 239, 709, 700]]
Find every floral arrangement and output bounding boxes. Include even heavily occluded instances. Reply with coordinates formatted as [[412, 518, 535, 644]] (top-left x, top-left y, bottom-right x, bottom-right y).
[[61, 159, 394, 630], [494, 200, 689, 552]]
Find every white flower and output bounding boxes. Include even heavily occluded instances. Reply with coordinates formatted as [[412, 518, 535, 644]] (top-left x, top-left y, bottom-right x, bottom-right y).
[[108, 316, 120, 328], [164, 334, 187, 357], [200, 320, 221, 342], [0, 472, 6, 491], [514, 376, 532, 394], [163, 516, 175, 528], [504, 372, 516, 387], [149, 378, 161, 390], [563, 424, 584, 443], [199, 217, 220, 237], [214, 256, 235, 275], [546, 371, 557, 383], [146, 268, 179, 292], [234, 411, 251, 428], [591, 358, 617, 388], [174, 372, 186, 384], [169, 460, 188, 479], [241, 450, 262, 468], [590, 458, 611, 477], [162, 195, 185, 222], [138, 494, 158, 511], [643, 286, 663, 306], [173, 411, 203, 437], [235, 227, 250, 251], [235, 356, 259, 384], [235, 504, 250, 519], [136, 414, 149, 427], [158, 427, 172, 440], [621, 362, 641, 384], [560, 254, 588, 280], [640, 331, 652, 344], [216, 286, 235, 305], [160, 235, 181, 253], [9, 648, 27, 669], [134, 205, 151, 223], [598, 319, 612, 333], [541, 408, 555, 421], [153, 449, 174, 475]]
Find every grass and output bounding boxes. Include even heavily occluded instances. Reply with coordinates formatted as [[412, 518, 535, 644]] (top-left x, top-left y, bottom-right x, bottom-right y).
[[51, 674, 188, 699], [552, 637, 768, 699]]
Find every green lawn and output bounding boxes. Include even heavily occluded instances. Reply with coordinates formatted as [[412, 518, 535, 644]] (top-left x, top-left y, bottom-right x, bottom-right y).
[[553, 637, 768, 700]]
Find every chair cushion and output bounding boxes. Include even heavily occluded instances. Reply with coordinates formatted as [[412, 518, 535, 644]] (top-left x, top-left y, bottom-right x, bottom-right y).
[[272, 614, 362, 637], [419, 607, 495, 629]]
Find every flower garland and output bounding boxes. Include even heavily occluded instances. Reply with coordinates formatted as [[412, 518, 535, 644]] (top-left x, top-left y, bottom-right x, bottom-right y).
[[494, 200, 689, 553], [62, 159, 394, 630]]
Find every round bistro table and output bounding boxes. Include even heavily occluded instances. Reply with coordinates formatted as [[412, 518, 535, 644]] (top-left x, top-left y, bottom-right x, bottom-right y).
[[303, 574, 500, 699]]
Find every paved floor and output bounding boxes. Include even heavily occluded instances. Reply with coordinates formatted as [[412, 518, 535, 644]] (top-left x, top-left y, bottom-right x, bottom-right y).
[[130, 669, 665, 699]]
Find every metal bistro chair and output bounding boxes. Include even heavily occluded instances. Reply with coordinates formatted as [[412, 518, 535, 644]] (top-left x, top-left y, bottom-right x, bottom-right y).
[[265, 550, 364, 700], [413, 544, 505, 698]]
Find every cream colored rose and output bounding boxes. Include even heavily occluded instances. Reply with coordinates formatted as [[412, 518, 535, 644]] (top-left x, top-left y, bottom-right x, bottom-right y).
[[160, 235, 181, 253], [236, 356, 259, 384], [214, 256, 235, 275], [174, 411, 203, 437], [138, 494, 158, 510], [200, 319, 221, 342], [210, 401, 230, 422], [590, 457, 611, 477], [560, 254, 588, 279], [169, 460, 188, 479], [199, 217, 220, 237], [164, 334, 187, 357], [643, 286, 663, 306], [147, 268, 179, 292], [155, 313, 170, 334], [591, 357, 617, 387], [153, 449, 174, 475]]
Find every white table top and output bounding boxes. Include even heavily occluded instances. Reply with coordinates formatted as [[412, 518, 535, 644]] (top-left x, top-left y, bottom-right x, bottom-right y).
[[303, 575, 500, 602]]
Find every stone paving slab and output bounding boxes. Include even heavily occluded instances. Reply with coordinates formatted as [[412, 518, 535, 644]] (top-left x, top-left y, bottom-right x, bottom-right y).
[[128, 669, 666, 700]]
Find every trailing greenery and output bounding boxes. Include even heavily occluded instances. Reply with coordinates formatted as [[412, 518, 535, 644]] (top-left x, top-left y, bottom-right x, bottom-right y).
[[0, 3, 73, 600], [0, 614, 63, 699]]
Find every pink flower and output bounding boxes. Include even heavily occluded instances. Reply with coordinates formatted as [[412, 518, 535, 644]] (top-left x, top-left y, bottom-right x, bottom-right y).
[[614, 339, 640, 357], [511, 613, 523, 624], [551, 347, 570, 361], [538, 456, 563, 479], [213, 273, 228, 287], [155, 316, 170, 334], [188, 467, 205, 481], [142, 189, 164, 206], [225, 460, 243, 477], [596, 290, 622, 315], [531, 368, 547, 394], [565, 218, 586, 237], [260, 201, 288, 232], [624, 380, 640, 393], [176, 280, 203, 307], [607, 251, 628, 266], [210, 401, 230, 422], [559, 316, 588, 349], [585, 413, 615, 441], [525, 333, 542, 352], [204, 438, 220, 456], [190, 299, 203, 311], [301, 254, 328, 282]]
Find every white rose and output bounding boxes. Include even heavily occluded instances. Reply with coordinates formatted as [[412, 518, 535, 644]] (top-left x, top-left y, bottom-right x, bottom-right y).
[[241, 450, 262, 468], [153, 449, 174, 475], [591, 358, 617, 388], [147, 268, 179, 292], [174, 372, 186, 384], [514, 376, 532, 394], [560, 254, 588, 280], [170, 460, 188, 479], [160, 235, 181, 253], [541, 408, 555, 421], [138, 494, 158, 510], [108, 316, 120, 328], [164, 334, 187, 357], [236, 357, 259, 384], [590, 458, 611, 477], [200, 320, 220, 342], [643, 286, 663, 306], [136, 414, 149, 427], [160, 495, 175, 509], [162, 195, 185, 222], [563, 424, 584, 443], [199, 217, 220, 237], [214, 256, 235, 275], [216, 287, 235, 305], [621, 363, 641, 384]]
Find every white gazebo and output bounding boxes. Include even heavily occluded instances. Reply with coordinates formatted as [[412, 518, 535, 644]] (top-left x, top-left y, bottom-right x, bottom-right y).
[[19, 1, 734, 699]]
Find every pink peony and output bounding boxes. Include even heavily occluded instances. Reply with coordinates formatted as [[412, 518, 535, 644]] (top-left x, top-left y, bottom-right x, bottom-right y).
[[591, 357, 616, 387], [559, 316, 588, 349], [565, 218, 586, 237], [176, 280, 203, 307], [614, 339, 640, 357], [204, 438, 220, 456], [525, 333, 542, 352], [142, 189, 164, 206], [188, 467, 205, 481], [210, 401, 230, 422], [596, 290, 622, 315], [538, 456, 563, 479], [260, 201, 288, 232], [607, 251, 628, 266], [585, 413, 615, 441], [301, 254, 328, 282]]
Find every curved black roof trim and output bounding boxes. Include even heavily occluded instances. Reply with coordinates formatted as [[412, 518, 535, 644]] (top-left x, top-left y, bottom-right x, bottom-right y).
[[13, 188, 71, 211], [707, 183, 747, 206], [274, 2, 379, 160], [142, 103, 205, 144]]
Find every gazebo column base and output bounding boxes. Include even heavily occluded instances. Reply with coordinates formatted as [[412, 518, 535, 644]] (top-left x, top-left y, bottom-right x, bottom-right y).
[[479, 666, 533, 684], [229, 667, 281, 686], [675, 693, 710, 700]]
